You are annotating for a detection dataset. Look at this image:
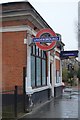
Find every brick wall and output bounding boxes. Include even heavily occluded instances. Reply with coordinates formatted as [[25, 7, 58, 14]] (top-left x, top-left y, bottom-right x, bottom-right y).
[[55, 51, 60, 57], [2, 31, 27, 90], [0, 32, 2, 91], [56, 59, 60, 71], [1, 15, 40, 91], [2, 19, 38, 31]]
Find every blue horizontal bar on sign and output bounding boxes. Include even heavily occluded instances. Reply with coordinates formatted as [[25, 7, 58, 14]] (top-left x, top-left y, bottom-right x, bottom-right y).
[[32, 36, 59, 43], [60, 50, 79, 59]]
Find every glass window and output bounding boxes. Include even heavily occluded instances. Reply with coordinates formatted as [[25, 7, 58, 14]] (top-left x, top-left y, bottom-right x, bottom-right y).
[[56, 70, 60, 83], [42, 51, 44, 58], [43, 52, 46, 58], [36, 58, 41, 86], [31, 45, 47, 88], [42, 59, 46, 85], [31, 56, 35, 87]]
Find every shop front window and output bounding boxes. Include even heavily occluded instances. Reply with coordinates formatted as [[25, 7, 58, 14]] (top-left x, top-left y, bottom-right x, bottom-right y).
[[31, 45, 47, 88]]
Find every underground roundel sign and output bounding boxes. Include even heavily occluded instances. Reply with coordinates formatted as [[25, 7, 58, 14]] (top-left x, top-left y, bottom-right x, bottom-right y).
[[33, 28, 58, 51]]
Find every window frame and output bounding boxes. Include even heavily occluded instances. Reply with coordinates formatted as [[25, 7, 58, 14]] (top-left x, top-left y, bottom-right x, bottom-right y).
[[31, 45, 47, 88]]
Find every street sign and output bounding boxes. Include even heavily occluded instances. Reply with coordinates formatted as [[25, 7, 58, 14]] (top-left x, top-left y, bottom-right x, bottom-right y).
[[33, 36, 59, 43], [60, 50, 79, 59], [34, 28, 58, 51]]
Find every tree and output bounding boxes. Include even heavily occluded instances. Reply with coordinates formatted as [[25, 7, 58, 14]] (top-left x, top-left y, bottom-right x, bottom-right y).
[[77, 67, 80, 82], [62, 68, 68, 82]]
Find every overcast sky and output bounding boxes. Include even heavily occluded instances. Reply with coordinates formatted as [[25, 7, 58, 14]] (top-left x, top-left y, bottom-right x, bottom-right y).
[[0, 0, 79, 51]]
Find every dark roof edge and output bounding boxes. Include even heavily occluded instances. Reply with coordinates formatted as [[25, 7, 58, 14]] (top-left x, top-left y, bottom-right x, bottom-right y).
[[1, 0, 29, 5]]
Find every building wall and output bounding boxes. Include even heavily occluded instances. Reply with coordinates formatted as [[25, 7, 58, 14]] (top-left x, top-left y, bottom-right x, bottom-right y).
[[78, 2, 80, 62], [1, 27, 62, 92], [2, 2, 32, 12], [2, 19, 37, 31], [2, 31, 27, 90], [1, 2, 64, 114], [0, 32, 2, 91], [56, 59, 60, 71], [1, 2, 63, 93], [1, 11, 39, 90], [55, 51, 60, 57]]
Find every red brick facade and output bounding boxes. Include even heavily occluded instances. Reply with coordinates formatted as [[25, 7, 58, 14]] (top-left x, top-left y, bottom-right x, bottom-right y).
[[2, 20, 38, 31], [2, 31, 61, 90], [56, 59, 60, 71], [0, 32, 2, 91], [1, 2, 63, 91], [2, 31, 27, 90]]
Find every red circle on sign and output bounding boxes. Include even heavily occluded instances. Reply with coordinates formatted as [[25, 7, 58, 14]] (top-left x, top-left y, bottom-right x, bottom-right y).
[[36, 28, 57, 51]]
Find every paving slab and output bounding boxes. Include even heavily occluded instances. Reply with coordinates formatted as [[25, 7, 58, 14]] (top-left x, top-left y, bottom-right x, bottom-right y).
[[18, 91, 79, 119]]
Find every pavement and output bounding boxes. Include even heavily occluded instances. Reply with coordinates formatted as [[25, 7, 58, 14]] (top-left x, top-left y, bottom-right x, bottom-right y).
[[18, 87, 79, 119]]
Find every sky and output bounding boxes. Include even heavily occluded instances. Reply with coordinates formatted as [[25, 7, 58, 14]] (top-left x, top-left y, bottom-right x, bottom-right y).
[[0, 0, 79, 51]]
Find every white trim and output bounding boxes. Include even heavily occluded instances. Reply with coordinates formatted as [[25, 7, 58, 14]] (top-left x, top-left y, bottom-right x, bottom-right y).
[[1, 12, 31, 18], [1, 12, 45, 28], [50, 62, 55, 97], [55, 56, 60, 60], [53, 51, 56, 85], [32, 86, 50, 93], [26, 86, 50, 94], [60, 60, 62, 83], [54, 82, 63, 87], [26, 32, 33, 93], [47, 51, 51, 86], [0, 25, 37, 36], [31, 14, 45, 28], [55, 48, 60, 53], [50, 56, 53, 61]]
